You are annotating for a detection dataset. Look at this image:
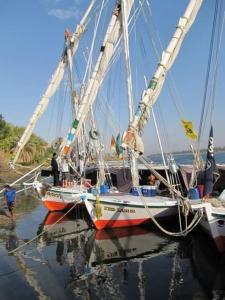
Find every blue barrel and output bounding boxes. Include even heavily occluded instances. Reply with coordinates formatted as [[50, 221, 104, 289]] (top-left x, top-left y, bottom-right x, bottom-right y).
[[131, 187, 142, 196], [189, 188, 200, 199], [100, 184, 109, 194], [142, 186, 156, 197]]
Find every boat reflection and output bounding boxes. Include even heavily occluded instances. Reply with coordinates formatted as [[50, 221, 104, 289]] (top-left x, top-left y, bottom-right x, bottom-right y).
[[0, 222, 19, 254], [37, 212, 177, 298], [190, 229, 225, 299], [37, 211, 225, 299], [38, 207, 93, 245], [67, 226, 177, 298], [89, 226, 174, 266]]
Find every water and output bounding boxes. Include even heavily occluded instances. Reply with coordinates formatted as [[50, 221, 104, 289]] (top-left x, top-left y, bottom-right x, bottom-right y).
[[149, 150, 225, 165], [0, 194, 225, 299]]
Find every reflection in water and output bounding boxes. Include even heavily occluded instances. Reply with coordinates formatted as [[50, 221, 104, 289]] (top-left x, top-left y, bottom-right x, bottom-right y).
[[67, 226, 176, 299], [190, 229, 225, 299], [0, 222, 49, 299], [37, 213, 225, 299], [2, 203, 225, 299], [0, 222, 18, 254]]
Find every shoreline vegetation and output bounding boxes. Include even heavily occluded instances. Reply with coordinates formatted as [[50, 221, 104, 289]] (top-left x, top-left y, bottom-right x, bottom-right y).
[[0, 115, 51, 183], [1, 115, 225, 182]]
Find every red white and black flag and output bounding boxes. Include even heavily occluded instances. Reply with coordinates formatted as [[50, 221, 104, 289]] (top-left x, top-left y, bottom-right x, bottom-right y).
[[204, 126, 220, 197]]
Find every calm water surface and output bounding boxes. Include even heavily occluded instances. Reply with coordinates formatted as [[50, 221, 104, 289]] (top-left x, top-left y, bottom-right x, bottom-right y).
[[149, 150, 225, 165], [0, 192, 225, 300]]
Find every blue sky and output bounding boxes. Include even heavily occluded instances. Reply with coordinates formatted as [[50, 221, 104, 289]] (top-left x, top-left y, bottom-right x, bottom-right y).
[[0, 0, 225, 155]]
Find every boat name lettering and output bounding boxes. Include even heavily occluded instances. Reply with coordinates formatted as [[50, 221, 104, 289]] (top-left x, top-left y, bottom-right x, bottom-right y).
[[117, 208, 135, 213], [46, 192, 61, 198], [104, 206, 115, 211]]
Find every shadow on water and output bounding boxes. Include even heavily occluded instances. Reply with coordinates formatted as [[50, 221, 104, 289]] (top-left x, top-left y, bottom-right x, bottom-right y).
[[189, 228, 225, 300], [1, 200, 225, 299]]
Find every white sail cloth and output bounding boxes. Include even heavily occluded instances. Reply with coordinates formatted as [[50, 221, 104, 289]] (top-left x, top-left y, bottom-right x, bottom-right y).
[[12, 1, 96, 165], [63, 0, 134, 154], [123, 0, 203, 154]]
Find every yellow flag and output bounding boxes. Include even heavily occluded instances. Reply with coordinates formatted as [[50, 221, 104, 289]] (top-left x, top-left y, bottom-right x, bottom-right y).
[[181, 120, 198, 140]]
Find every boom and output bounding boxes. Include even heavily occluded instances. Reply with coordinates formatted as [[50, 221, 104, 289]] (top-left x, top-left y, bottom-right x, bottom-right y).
[[12, 0, 96, 165]]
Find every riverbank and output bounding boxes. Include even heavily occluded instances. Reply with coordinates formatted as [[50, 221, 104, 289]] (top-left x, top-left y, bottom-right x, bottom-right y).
[[0, 151, 50, 185]]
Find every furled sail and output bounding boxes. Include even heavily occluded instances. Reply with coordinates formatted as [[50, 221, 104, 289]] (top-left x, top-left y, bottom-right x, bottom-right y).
[[12, 0, 96, 166], [121, 0, 138, 186], [122, 0, 203, 154], [63, 0, 134, 155]]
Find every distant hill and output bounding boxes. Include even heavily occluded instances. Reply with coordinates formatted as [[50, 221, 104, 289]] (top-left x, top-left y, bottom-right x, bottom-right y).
[[0, 114, 51, 164]]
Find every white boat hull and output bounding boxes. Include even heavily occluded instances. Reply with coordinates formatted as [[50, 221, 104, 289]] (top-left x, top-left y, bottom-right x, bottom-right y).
[[41, 186, 94, 211], [84, 193, 178, 229]]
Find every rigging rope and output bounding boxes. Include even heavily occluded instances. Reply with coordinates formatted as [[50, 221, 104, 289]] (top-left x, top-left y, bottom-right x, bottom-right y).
[[6, 201, 81, 256], [198, 0, 220, 147]]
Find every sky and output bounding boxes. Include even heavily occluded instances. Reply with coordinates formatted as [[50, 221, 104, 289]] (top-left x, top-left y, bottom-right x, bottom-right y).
[[0, 0, 225, 155]]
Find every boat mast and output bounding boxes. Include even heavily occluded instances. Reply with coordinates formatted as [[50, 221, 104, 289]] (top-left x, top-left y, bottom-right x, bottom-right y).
[[123, 0, 203, 153], [121, 0, 139, 187], [12, 0, 96, 166], [62, 0, 134, 155], [65, 29, 84, 171]]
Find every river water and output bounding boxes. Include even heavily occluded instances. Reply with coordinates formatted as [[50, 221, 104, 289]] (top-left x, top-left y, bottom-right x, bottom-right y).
[[1, 153, 225, 299], [0, 196, 225, 299], [149, 150, 225, 165]]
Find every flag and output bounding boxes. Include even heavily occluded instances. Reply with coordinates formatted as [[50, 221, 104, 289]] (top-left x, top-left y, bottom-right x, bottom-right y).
[[204, 126, 220, 197], [116, 133, 123, 159], [110, 135, 116, 154], [181, 119, 198, 140]]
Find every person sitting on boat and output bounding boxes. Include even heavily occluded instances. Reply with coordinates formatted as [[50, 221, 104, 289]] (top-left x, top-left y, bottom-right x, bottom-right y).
[[61, 156, 69, 187], [51, 153, 60, 186], [147, 174, 160, 193], [147, 174, 157, 185], [3, 185, 16, 221]]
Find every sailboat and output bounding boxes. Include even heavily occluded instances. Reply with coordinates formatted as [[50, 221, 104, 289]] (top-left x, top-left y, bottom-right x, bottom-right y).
[[187, 0, 225, 252], [10, 0, 203, 234], [8, 0, 105, 212], [8, 0, 166, 214], [79, 0, 203, 229], [191, 127, 225, 253]]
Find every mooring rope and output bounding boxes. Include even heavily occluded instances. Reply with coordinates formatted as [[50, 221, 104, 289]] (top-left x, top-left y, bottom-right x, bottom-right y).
[[2, 201, 81, 256], [138, 156, 203, 236], [139, 193, 202, 237]]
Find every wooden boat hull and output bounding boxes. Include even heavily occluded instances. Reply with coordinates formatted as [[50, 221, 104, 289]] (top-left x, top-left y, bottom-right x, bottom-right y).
[[43, 200, 77, 212], [41, 186, 93, 212], [84, 194, 178, 230], [191, 201, 225, 253], [199, 215, 225, 253]]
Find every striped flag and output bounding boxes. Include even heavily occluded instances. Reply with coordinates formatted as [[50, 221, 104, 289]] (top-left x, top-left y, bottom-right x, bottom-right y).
[[204, 126, 220, 197], [116, 133, 123, 159]]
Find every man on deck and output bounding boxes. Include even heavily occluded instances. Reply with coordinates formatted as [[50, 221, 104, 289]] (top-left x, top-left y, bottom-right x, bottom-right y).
[[51, 153, 60, 186]]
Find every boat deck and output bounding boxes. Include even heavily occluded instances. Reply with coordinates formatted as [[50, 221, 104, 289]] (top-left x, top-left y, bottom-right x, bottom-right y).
[[90, 193, 178, 207]]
